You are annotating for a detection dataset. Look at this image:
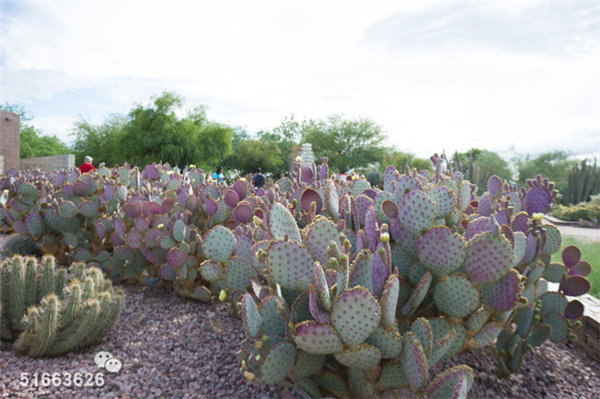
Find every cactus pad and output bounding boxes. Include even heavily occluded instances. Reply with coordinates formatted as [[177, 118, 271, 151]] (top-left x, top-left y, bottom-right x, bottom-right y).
[[565, 300, 584, 319], [349, 250, 374, 293], [260, 342, 296, 384], [525, 186, 552, 215], [561, 245, 581, 268], [200, 261, 223, 282], [425, 365, 473, 399], [292, 352, 325, 380], [300, 188, 323, 214], [411, 318, 433, 356], [398, 190, 435, 233], [539, 292, 567, 315], [466, 308, 489, 332], [380, 274, 399, 328], [430, 185, 456, 217], [563, 276, 590, 296], [331, 286, 381, 347], [402, 332, 429, 390], [293, 321, 343, 354], [465, 232, 513, 284], [267, 240, 313, 291], [382, 200, 399, 219], [269, 202, 301, 242], [241, 294, 261, 338], [166, 248, 186, 268], [542, 225, 562, 254], [305, 217, 341, 266], [525, 325, 551, 347], [429, 329, 456, 367], [434, 274, 480, 318], [377, 361, 409, 389], [225, 257, 257, 293], [482, 270, 520, 311], [202, 226, 235, 263], [401, 271, 433, 317], [417, 227, 466, 277], [471, 322, 502, 349], [313, 263, 331, 311], [542, 313, 568, 343], [334, 343, 382, 370], [543, 263, 568, 283], [570, 261, 592, 277], [366, 326, 403, 358], [259, 295, 286, 336]]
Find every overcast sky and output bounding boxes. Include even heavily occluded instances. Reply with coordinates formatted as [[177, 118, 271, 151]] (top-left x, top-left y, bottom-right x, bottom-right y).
[[1, 0, 599, 160]]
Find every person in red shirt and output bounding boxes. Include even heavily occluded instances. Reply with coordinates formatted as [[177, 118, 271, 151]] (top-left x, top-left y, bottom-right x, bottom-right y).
[[79, 156, 96, 173]]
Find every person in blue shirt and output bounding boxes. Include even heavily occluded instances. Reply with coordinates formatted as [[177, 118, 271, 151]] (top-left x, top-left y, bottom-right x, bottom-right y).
[[212, 166, 225, 183], [252, 168, 266, 189]]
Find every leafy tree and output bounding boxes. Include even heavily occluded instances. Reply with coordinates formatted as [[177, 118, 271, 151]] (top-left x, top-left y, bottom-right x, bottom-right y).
[[515, 151, 576, 200], [381, 150, 433, 173], [229, 139, 284, 175], [452, 149, 513, 194], [71, 115, 126, 167], [1, 103, 69, 159], [301, 115, 386, 173], [116, 92, 233, 168], [257, 115, 303, 176]]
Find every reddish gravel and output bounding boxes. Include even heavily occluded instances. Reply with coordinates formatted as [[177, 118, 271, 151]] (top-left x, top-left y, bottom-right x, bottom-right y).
[[1, 234, 599, 398]]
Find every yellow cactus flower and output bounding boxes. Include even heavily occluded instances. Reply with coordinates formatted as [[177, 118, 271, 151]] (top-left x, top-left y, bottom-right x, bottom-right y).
[[295, 156, 302, 162], [532, 213, 544, 223], [351, 175, 359, 181], [189, 164, 196, 169], [240, 177, 246, 182], [219, 290, 227, 302], [253, 216, 263, 226], [157, 223, 164, 229], [380, 233, 390, 244], [2, 189, 8, 194], [167, 170, 174, 176]]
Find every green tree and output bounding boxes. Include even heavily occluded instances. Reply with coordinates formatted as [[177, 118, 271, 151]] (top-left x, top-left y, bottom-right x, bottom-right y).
[[515, 151, 576, 200], [301, 115, 386, 173], [452, 149, 513, 194], [381, 150, 433, 173], [257, 115, 302, 176], [1, 103, 70, 159], [117, 92, 233, 168], [71, 115, 126, 167]]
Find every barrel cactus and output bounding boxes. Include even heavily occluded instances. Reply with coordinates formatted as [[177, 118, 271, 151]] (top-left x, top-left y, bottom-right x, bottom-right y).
[[0, 255, 123, 357]]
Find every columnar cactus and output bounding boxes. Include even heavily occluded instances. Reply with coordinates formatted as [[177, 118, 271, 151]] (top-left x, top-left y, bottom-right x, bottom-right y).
[[0, 255, 123, 357]]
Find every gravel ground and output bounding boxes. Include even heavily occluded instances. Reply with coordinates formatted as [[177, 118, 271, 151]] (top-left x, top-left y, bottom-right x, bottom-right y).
[[1, 234, 599, 398]]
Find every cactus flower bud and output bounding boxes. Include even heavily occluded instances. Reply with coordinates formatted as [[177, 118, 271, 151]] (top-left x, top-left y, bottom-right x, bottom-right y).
[[498, 349, 506, 356], [380, 233, 390, 244], [262, 335, 269, 343], [534, 315, 541, 322], [253, 216, 263, 226], [525, 343, 533, 351], [519, 297, 528, 304], [532, 213, 544, 223], [157, 223, 164, 229], [255, 354, 261, 361], [573, 321, 582, 329], [167, 170, 174, 175], [3, 189, 8, 193], [241, 360, 247, 368], [568, 333, 578, 340], [520, 275, 527, 284], [219, 290, 227, 302], [244, 371, 256, 382]]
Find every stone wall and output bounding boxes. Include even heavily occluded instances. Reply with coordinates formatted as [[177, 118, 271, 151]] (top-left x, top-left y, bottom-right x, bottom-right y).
[[20, 154, 75, 171], [0, 110, 20, 171]]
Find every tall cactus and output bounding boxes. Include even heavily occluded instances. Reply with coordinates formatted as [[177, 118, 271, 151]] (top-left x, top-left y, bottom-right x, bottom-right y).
[[0, 255, 123, 357], [565, 159, 600, 205]]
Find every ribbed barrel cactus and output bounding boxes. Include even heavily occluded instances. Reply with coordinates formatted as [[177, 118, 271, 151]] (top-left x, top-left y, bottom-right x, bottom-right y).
[[0, 255, 123, 357]]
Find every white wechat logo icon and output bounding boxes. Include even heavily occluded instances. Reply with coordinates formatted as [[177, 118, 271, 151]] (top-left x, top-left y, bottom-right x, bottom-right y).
[[94, 351, 122, 373]]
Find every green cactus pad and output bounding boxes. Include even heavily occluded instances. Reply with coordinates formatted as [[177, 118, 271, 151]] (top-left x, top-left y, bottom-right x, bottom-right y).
[[225, 257, 257, 293], [269, 202, 301, 242], [374, 191, 395, 224], [411, 318, 433, 357], [512, 231, 527, 266], [352, 179, 371, 198], [348, 369, 376, 398], [172, 219, 186, 242], [539, 292, 568, 316], [541, 225, 562, 255], [465, 232, 514, 284], [267, 240, 313, 291], [305, 217, 341, 265], [542, 312, 568, 343], [431, 185, 457, 217], [292, 352, 326, 380], [466, 308, 489, 331], [425, 365, 473, 399], [391, 243, 412, 277], [73, 248, 93, 262], [241, 294, 261, 338], [401, 271, 433, 317], [158, 233, 176, 250], [429, 318, 467, 360], [334, 343, 382, 370], [398, 190, 435, 233], [259, 295, 287, 336], [482, 270, 521, 311], [366, 326, 403, 358], [525, 325, 552, 348], [57, 201, 78, 219], [402, 332, 429, 390], [349, 250, 374, 293], [457, 181, 471, 212], [513, 306, 534, 338], [313, 263, 331, 311], [260, 342, 296, 384], [526, 264, 545, 284], [429, 329, 456, 367], [192, 286, 212, 301], [434, 273, 480, 318], [324, 180, 340, 220], [293, 321, 343, 354], [312, 371, 348, 397], [543, 263, 568, 283], [470, 322, 502, 349], [417, 227, 466, 277], [200, 261, 223, 282], [291, 292, 311, 324], [381, 273, 399, 328], [330, 286, 381, 347], [377, 361, 409, 389], [202, 226, 235, 263]]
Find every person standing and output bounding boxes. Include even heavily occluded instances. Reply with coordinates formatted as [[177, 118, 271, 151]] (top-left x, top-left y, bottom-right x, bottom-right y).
[[79, 156, 95, 173], [252, 168, 266, 189], [212, 166, 225, 183]]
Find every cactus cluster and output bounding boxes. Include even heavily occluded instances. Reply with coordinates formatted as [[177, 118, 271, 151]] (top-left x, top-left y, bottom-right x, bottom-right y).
[[0, 255, 123, 357]]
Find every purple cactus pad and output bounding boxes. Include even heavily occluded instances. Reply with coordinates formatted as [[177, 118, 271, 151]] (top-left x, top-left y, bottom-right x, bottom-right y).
[[563, 276, 590, 296], [564, 300, 584, 319], [569, 261, 592, 277], [487, 175, 503, 198], [561, 246, 581, 268], [300, 188, 323, 214], [525, 186, 552, 215]]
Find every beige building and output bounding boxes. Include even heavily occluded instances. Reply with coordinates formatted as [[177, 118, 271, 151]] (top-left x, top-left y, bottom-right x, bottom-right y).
[[0, 110, 20, 172]]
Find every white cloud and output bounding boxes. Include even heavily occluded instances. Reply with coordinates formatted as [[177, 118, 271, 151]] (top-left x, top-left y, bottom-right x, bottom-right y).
[[1, 1, 598, 160]]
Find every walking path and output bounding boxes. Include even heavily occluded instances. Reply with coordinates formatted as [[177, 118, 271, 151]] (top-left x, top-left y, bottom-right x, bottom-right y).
[[544, 217, 600, 243]]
